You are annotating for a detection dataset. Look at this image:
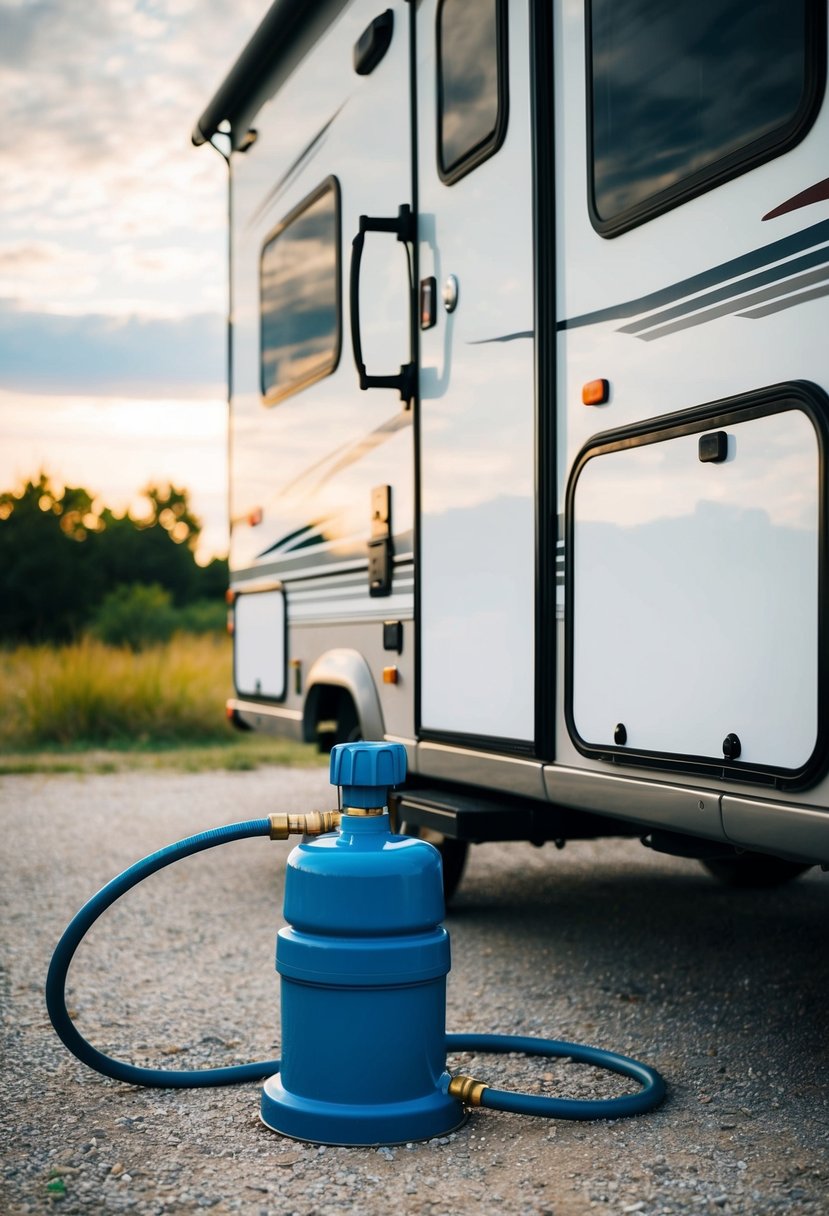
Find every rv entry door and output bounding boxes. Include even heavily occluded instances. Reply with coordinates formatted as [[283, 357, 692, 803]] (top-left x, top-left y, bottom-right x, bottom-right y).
[[415, 0, 536, 749]]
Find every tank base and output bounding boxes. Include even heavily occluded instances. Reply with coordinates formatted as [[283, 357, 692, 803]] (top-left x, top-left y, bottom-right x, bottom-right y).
[[260, 1072, 467, 1146]]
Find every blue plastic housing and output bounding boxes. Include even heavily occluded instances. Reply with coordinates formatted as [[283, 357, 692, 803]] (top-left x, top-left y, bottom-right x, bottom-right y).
[[260, 791, 465, 1144]]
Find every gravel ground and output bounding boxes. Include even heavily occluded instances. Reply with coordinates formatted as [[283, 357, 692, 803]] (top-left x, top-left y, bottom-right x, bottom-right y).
[[1, 766, 827, 1216]]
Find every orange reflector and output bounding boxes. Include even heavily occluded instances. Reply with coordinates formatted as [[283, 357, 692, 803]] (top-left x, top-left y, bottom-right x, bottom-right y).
[[225, 588, 236, 605], [248, 507, 263, 527], [383, 666, 399, 685], [582, 378, 610, 406], [225, 702, 235, 721]]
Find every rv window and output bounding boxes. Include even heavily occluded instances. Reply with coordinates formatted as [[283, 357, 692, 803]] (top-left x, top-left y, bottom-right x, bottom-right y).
[[437, 0, 508, 184], [260, 178, 341, 405], [588, 0, 825, 235]]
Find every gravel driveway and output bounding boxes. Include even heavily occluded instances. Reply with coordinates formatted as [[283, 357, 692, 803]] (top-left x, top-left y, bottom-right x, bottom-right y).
[[1, 766, 827, 1215]]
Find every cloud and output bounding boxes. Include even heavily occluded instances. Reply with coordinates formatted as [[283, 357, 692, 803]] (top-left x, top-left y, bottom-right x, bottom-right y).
[[0, 300, 226, 396], [0, 387, 229, 558], [0, 0, 264, 254], [0, 238, 226, 315], [0, 0, 271, 550]]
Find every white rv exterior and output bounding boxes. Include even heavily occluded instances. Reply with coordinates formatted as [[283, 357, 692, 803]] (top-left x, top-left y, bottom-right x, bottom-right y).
[[195, 0, 829, 890]]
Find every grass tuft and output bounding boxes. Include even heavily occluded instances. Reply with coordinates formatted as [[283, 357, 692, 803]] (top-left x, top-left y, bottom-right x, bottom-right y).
[[0, 635, 326, 773]]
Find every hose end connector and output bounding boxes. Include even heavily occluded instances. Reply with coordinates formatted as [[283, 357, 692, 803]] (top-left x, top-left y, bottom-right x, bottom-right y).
[[448, 1075, 488, 1107], [269, 811, 341, 840]]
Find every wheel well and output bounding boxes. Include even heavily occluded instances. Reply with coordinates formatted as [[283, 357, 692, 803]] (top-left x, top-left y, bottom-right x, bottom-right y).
[[303, 685, 360, 751]]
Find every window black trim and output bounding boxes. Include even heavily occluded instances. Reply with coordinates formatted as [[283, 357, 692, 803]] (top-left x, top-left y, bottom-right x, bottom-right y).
[[436, 0, 509, 186], [585, 0, 827, 238], [259, 175, 342, 407], [564, 381, 829, 792]]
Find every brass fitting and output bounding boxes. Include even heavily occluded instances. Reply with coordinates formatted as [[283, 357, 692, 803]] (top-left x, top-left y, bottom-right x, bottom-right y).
[[342, 806, 385, 817], [448, 1075, 488, 1107], [269, 810, 341, 840]]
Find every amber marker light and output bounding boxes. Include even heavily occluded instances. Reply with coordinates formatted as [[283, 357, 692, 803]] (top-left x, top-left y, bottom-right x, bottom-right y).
[[383, 666, 399, 684], [582, 378, 610, 406], [248, 506, 263, 526], [225, 588, 237, 605]]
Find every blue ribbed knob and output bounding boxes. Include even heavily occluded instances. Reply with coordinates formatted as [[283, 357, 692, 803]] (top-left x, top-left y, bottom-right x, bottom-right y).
[[329, 741, 407, 808]]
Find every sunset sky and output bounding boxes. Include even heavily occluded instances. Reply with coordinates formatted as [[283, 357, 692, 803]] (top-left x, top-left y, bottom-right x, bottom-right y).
[[0, 0, 267, 559]]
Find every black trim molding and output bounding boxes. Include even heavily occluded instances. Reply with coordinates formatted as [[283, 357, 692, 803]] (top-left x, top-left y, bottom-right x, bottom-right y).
[[564, 381, 829, 792], [531, 0, 557, 763], [418, 727, 537, 759]]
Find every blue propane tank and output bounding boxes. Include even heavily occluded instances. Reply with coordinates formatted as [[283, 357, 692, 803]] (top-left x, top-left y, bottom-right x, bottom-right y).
[[260, 741, 465, 1145]]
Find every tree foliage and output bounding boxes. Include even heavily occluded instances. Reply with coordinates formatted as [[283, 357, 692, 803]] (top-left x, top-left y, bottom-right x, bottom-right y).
[[0, 473, 228, 643], [91, 583, 177, 650]]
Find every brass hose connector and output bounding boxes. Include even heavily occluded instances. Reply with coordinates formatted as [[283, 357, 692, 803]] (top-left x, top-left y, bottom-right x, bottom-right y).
[[448, 1075, 488, 1107], [269, 811, 341, 839]]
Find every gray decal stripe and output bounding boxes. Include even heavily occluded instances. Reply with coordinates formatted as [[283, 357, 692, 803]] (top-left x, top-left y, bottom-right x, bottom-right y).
[[739, 281, 829, 320], [618, 245, 829, 335], [557, 218, 829, 331], [467, 330, 534, 345], [638, 266, 829, 343]]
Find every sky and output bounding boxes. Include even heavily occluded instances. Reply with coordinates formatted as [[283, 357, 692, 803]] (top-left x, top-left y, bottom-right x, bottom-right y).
[[0, 0, 268, 560]]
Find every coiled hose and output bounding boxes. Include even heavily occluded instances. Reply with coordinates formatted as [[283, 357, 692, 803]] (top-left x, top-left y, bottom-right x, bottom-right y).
[[46, 821, 666, 1118]]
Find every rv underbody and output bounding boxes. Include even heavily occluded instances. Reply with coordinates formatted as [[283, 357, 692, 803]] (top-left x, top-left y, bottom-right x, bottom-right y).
[[197, 0, 829, 894]]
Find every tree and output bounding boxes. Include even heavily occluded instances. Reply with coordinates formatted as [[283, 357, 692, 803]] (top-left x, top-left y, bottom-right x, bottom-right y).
[[0, 473, 227, 644], [0, 474, 98, 642]]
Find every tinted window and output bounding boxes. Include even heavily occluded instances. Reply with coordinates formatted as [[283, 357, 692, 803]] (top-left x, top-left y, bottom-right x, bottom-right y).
[[589, 0, 822, 232], [437, 0, 507, 183], [260, 179, 340, 405]]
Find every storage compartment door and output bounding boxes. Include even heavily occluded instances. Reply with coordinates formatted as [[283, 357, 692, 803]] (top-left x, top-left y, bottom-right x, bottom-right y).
[[234, 588, 286, 701], [567, 396, 824, 783]]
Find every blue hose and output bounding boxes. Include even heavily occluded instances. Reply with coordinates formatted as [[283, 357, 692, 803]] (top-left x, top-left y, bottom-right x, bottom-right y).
[[446, 1033, 665, 1120], [46, 818, 279, 1088], [47, 824, 666, 1118]]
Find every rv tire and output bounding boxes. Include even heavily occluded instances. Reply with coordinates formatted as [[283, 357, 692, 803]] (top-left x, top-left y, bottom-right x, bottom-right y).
[[700, 853, 812, 889]]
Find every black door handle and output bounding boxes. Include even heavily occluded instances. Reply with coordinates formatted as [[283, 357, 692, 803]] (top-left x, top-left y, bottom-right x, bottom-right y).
[[349, 204, 415, 402]]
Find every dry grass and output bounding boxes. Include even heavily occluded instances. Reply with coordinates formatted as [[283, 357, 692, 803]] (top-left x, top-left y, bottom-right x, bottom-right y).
[[0, 635, 325, 772]]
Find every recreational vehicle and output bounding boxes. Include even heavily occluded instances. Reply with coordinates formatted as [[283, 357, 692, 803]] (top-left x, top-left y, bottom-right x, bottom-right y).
[[194, 0, 829, 897]]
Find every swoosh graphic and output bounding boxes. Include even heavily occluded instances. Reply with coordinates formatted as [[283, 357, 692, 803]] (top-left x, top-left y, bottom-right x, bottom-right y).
[[763, 177, 829, 221]]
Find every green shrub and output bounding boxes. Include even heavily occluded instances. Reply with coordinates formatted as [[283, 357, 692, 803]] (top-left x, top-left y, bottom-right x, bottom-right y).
[[175, 597, 227, 634], [91, 583, 177, 650]]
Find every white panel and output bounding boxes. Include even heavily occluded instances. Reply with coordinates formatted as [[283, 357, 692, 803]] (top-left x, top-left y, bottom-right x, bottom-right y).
[[417, 0, 535, 741], [572, 408, 820, 769], [234, 590, 286, 699], [229, 0, 414, 580]]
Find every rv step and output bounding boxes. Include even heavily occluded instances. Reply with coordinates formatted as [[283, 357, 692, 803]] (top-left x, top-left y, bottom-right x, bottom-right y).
[[389, 785, 636, 845]]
